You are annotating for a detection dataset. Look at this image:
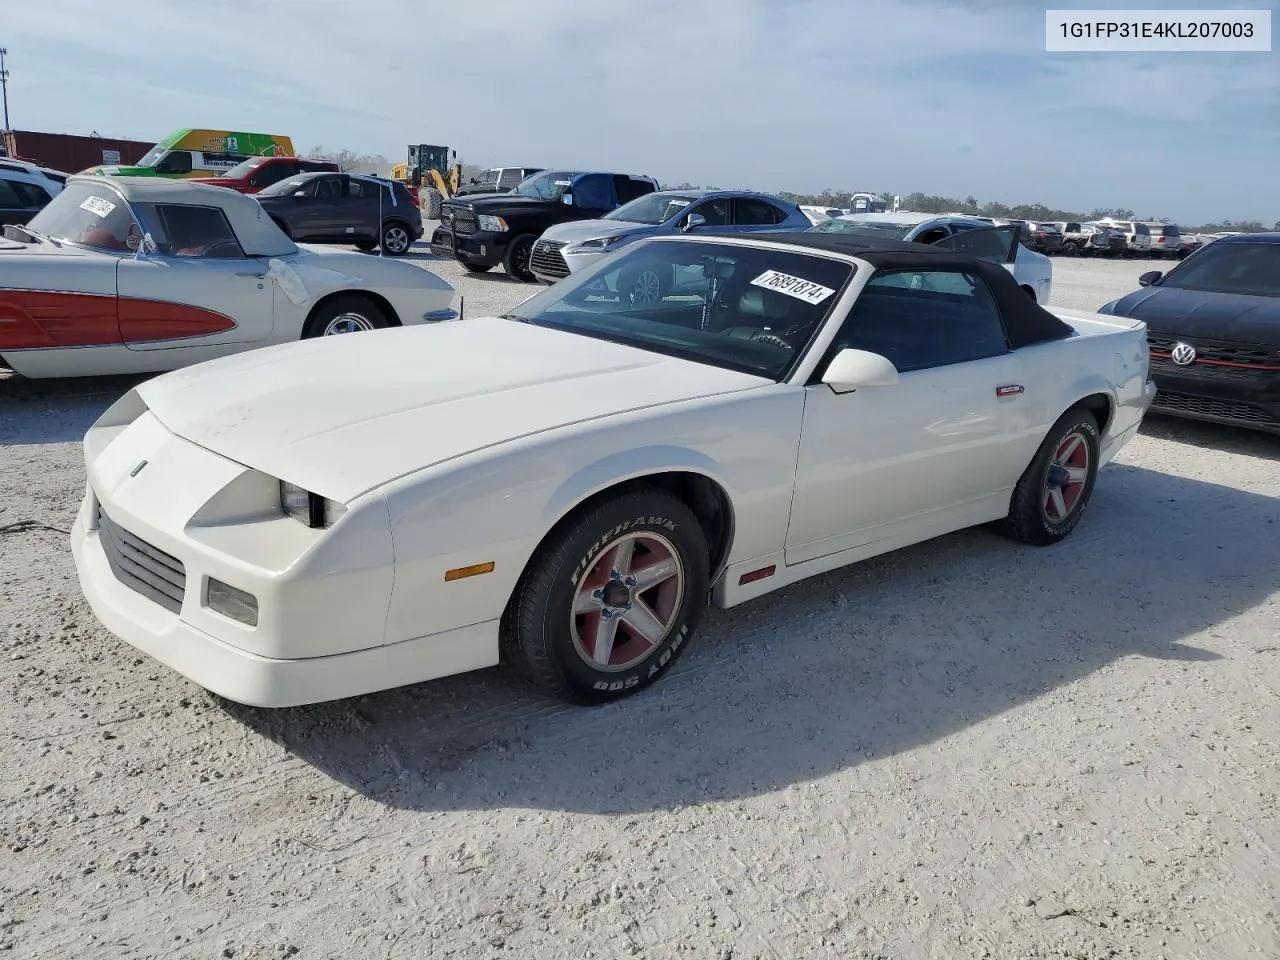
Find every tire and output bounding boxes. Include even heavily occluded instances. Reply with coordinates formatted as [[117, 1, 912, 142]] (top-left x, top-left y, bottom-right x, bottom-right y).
[[617, 263, 670, 306], [1062, 240, 1079, 256], [422, 188, 443, 220], [301, 294, 390, 338], [380, 220, 413, 256], [502, 487, 710, 704], [463, 263, 493, 273], [355, 239, 376, 252], [997, 407, 1100, 546], [502, 234, 537, 282]]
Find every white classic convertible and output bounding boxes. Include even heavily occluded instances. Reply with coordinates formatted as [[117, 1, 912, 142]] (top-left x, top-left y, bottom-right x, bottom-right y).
[[0, 176, 455, 379], [71, 232, 1156, 708]]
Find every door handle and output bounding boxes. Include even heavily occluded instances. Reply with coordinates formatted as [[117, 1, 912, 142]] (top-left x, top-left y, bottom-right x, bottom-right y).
[[236, 270, 268, 279]]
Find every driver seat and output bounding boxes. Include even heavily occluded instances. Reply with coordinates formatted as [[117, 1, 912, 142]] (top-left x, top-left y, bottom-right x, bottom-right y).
[[718, 287, 797, 338]]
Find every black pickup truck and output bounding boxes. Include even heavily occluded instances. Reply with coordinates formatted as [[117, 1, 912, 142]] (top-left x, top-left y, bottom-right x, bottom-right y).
[[430, 169, 660, 281]]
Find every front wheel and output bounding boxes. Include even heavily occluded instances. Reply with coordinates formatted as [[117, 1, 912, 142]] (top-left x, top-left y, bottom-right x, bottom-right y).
[[503, 234, 537, 282], [502, 488, 710, 703], [301, 294, 390, 338], [997, 407, 1100, 546]]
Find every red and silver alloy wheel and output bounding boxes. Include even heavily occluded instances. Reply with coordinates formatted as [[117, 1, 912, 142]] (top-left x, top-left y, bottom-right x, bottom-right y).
[[570, 531, 685, 671], [1043, 430, 1090, 523]]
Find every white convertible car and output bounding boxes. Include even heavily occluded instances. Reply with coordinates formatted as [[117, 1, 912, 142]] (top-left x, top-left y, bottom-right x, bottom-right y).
[[71, 232, 1155, 708], [0, 176, 455, 379]]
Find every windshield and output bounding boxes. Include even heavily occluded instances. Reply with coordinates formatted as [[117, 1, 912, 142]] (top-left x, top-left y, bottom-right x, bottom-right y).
[[503, 239, 853, 380], [256, 176, 310, 198], [1157, 241, 1280, 298], [604, 193, 695, 225], [137, 145, 166, 167], [26, 181, 142, 251], [512, 170, 578, 200], [810, 218, 916, 239], [222, 157, 267, 179]]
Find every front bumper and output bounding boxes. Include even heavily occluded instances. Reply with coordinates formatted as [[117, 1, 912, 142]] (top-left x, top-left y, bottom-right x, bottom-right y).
[[72, 509, 497, 706], [430, 226, 508, 268], [1148, 366, 1280, 434], [529, 237, 612, 283], [69, 410, 499, 706]]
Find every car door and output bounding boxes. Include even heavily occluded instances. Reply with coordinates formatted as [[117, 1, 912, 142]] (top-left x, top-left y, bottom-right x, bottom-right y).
[[0, 176, 48, 226], [307, 174, 349, 238], [785, 267, 1033, 565], [568, 174, 616, 219], [116, 201, 275, 351], [342, 177, 384, 242]]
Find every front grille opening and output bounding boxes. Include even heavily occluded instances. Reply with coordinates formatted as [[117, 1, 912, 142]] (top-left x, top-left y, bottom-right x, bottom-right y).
[[530, 239, 570, 280], [1152, 391, 1280, 428], [96, 506, 186, 614]]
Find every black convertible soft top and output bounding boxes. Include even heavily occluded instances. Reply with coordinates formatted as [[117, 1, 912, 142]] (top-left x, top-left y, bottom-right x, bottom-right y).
[[703, 230, 1076, 350]]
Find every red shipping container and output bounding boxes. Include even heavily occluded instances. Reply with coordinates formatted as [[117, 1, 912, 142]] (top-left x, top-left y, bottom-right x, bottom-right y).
[[2, 129, 157, 174]]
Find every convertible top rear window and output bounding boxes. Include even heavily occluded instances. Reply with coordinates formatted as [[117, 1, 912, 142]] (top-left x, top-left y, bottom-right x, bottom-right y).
[[504, 239, 854, 380]]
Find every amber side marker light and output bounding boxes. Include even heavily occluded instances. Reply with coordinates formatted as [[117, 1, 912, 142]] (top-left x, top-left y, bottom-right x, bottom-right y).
[[738, 565, 776, 585], [445, 561, 496, 582]]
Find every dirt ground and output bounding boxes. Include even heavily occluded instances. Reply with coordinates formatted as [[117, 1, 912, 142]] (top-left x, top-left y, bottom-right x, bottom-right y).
[[2, 246, 1277, 960]]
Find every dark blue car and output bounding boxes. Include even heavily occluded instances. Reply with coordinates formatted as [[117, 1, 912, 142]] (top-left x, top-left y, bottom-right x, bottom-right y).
[[1098, 233, 1280, 435]]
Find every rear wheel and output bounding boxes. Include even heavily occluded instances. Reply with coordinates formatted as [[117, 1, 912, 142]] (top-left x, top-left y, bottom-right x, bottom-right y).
[[380, 221, 412, 256], [302, 294, 390, 339], [502, 488, 710, 703], [998, 407, 1100, 546], [1062, 240, 1079, 256]]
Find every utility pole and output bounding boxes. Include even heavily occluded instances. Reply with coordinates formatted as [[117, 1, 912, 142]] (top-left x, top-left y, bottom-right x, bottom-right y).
[[0, 48, 10, 132]]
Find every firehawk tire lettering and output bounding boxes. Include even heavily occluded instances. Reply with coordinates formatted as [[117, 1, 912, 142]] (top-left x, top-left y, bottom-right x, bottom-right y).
[[505, 490, 709, 704]]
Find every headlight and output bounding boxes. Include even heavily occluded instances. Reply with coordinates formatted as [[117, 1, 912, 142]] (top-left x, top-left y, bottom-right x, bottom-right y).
[[477, 215, 508, 232], [574, 234, 627, 251], [280, 480, 340, 528]]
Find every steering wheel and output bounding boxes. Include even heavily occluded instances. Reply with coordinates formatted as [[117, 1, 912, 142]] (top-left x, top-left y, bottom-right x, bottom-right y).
[[749, 331, 792, 350]]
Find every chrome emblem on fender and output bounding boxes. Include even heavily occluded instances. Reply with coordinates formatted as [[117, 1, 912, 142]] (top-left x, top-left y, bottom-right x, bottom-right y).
[[1170, 342, 1197, 366], [129, 460, 148, 477]]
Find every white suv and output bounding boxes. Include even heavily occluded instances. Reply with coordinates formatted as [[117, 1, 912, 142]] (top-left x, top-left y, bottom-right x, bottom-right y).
[[0, 159, 66, 227], [1099, 218, 1152, 256]]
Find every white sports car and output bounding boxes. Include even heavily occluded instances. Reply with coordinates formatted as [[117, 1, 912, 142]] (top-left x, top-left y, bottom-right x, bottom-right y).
[[809, 213, 1055, 305], [0, 175, 455, 379], [71, 232, 1155, 708]]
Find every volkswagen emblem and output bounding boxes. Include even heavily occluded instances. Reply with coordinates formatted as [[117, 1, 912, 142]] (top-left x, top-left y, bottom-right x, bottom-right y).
[[1170, 342, 1197, 366]]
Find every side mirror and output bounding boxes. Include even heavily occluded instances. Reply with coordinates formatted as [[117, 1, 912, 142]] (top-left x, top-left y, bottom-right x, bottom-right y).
[[561, 193, 574, 206], [821, 348, 900, 394], [292, 189, 307, 198], [681, 213, 707, 233], [1138, 270, 1163, 286]]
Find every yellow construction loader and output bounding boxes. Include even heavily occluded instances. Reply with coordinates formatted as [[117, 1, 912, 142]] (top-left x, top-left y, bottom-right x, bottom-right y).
[[392, 144, 462, 219]]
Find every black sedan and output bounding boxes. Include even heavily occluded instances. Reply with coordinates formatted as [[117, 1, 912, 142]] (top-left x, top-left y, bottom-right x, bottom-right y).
[[1098, 233, 1280, 435]]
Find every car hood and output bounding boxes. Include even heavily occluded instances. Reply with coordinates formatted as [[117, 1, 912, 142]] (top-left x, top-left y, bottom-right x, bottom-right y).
[[540, 219, 652, 245], [1104, 286, 1280, 344], [456, 194, 560, 212], [134, 315, 769, 502]]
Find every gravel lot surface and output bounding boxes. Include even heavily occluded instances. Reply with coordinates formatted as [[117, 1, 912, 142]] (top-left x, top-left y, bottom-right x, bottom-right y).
[[2, 241, 1277, 959]]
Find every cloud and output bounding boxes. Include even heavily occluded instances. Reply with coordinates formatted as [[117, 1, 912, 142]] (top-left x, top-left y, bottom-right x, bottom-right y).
[[5, 0, 1277, 223]]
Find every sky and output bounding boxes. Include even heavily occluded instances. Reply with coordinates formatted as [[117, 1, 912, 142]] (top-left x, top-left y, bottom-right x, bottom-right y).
[[4, 0, 1278, 225]]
